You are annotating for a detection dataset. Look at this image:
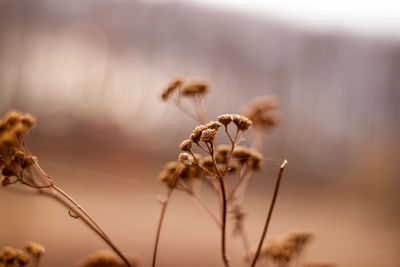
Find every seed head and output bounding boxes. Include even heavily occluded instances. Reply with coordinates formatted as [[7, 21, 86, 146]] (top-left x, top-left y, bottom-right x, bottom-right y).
[[190, 125, 207, 142], [180, 81, 209, 97], [232, 146, 263, 170], [15, 250, 30, 266], [206, 121, 221, 131], [232, 114, 252, 131], [161, 77, 184, 101], [200, 129, 216, 142], [217, 114, 232, 126], [25, 241, 45, 258], [200, 156, 214, 172], [0, 246, 17, 265], [216, 144, 231, 164], [179, 139, 192, 151], [244, 96, 279, 130]]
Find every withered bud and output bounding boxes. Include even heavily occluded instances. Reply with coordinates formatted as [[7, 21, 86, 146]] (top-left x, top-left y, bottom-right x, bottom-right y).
[[200, 129, 216, 142], [179, 139, 192, 151], [232, 114, 252, 131], [217, 114, 232, 126]]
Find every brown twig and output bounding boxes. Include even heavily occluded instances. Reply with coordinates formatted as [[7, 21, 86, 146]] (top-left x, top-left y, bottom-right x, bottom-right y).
[[152, 167, 182, 267], [250, 159, 288, 267]]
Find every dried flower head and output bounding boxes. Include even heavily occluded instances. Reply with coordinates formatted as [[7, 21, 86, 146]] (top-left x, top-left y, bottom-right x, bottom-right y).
[[215, 144, 231, 164], [0, 111, 36, 147], [161, 77, 184, 101], [217, 114, 232, 126], [261, 241, 294, 264], [232, 146, 263, 170], [180, 81, 209, 97], [200, 129, 217, 142], [79, 251, 140, 267], [25, 241, 45, 259], [248, 150, 263, 170], [244, 96, 279, 129], [158, 161, 180, 188], [232, 114, 252, 131], [0, 246, 17, 265], [179, 139, 192, 151], [206, 121, 221, 131], [0, 111, 37, 187], [284, 232, 314, 254], [200, 156, 214, 172], [190, 125, 207, 142], [15, 249, 30, 266]]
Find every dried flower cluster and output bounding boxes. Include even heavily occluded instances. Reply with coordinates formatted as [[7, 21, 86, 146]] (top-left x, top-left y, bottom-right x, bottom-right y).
[[161, 77, 209, 101], [154, 78, 289, 267], [243, 96, 279, 130], [0, 111, 133, 267], [0, 111, 36, 187], [161, 77, 210, 123], [0, 242, 44, 267]]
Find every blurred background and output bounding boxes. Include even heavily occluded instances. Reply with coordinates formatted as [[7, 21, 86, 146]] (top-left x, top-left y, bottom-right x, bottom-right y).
[[0, 0, 399, 266]]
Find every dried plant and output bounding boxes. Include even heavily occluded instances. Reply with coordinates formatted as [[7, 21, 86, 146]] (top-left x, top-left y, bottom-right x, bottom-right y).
[[0, 111, 131, 267], [0, 77, 336, 267], [154, 78, 288, 267]]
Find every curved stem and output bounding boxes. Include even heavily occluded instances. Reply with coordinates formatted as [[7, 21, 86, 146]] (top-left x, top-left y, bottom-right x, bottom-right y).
[[38, 190, 132, 267], [250, 159, 287, 267], [21, 142, 131, 267]]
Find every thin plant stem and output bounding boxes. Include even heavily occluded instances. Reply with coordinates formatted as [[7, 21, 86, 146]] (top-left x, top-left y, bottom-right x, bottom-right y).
[[152, 167, 183, 267], [208, 142, 230, 267], [152, 188, 173, 267], [250, 159, 288, 267], [218, 177, 230, 267]]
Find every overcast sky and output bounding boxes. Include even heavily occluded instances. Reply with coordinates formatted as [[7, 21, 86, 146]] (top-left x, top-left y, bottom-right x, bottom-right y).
[[183, 0, 400, 37]]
